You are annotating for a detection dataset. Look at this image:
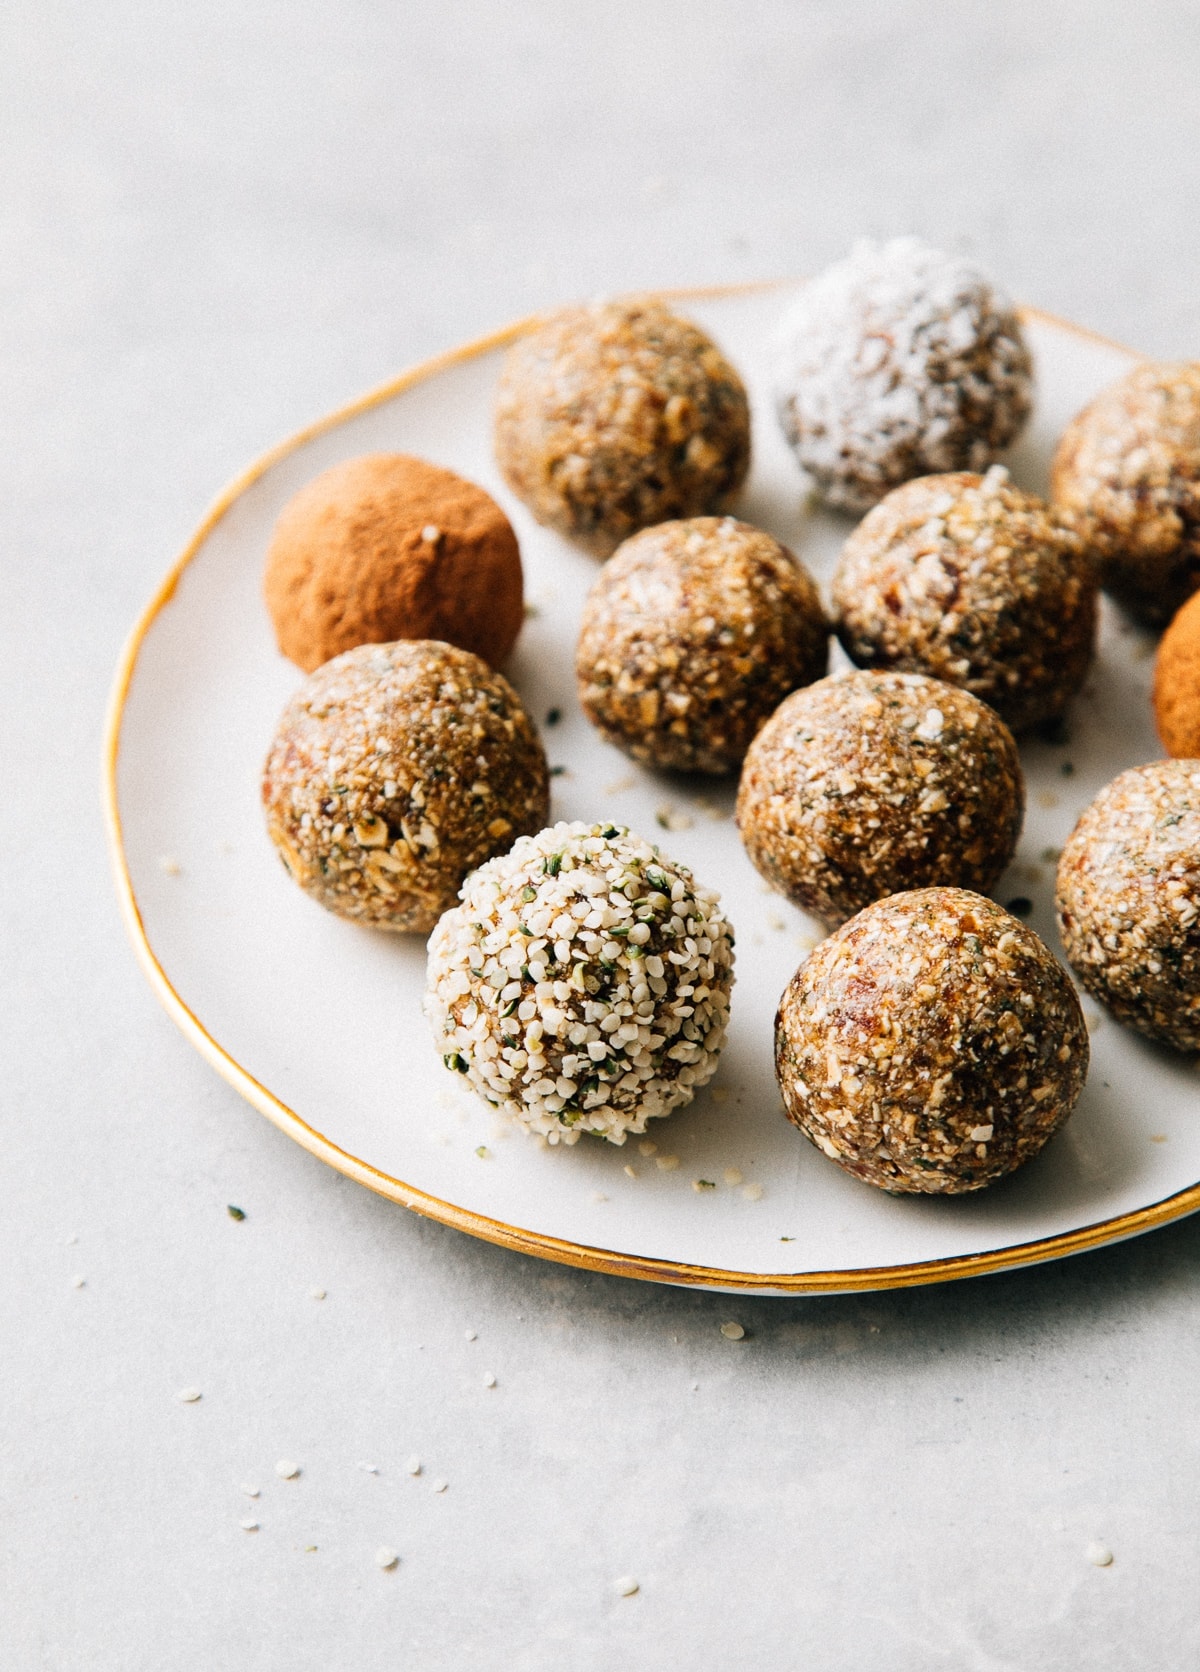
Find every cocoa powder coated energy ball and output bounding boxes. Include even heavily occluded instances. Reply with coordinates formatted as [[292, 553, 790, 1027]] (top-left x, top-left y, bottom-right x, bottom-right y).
[[773, 237, 1032, 513], [264, 454, 524, 673], [1056, 760, 1200, 1053], [737, 671, 1024, 927], [775, 888, 1088, 1194], [831, 466, 1097, 734], [494, 299, 751, 557], [575, 517, 828, 775], [1153, 590, 1200, 756], [262, 640, 549, 933], [1051, 361, 1200, 626]]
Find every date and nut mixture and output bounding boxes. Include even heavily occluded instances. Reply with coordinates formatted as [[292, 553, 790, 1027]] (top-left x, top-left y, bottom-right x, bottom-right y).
[[576, 516, 828, 775], [775, 888, 1088, 1193], [737, 670, 1024, 928], [262, 640, 549, 933]]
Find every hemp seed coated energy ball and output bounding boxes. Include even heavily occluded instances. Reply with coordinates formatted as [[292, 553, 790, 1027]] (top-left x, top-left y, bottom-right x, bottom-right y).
[[775, 888, 1088, 1194], [1051, 362, 1200, 626], [575, 517, 828, 775], [774, 237, 1033, 514], [424, 821, 735, 1143], [1153, 590, 1200, 756], [493, 299, 751, 558], [263, 454, 524, 673], [1056, 760, 1200, 1053], [832, 466, 1097, 734], [737, 671, 1023, 927], [262, 640, 549, 934]]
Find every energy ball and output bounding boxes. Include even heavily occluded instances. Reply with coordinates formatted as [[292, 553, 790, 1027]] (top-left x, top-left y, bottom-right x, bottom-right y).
[[775, 888, 1088, 1194], [1153, 590, 1200, 755], [774, 236, 1033, 514], [424, 821, 735, 1143], [1056, 760, 1200, 1052], [737, 671, 1023, 927], [832, 466, 1097, 734], [575, 517, 828, 775], [1051, 361, 1200, 626], [264, 454, 524, 673], [262, 640, 549, 933], [493, 299, 751, 558]]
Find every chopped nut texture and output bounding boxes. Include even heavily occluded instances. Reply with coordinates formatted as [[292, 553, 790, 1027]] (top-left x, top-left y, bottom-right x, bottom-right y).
[[1052, 362, 1200, 625], [1057, 760, 1200, 1052], [495, 299, 750, 557], [576, 517, 828, 774], [774, 237, 1032, 512], [737, 671, 1023, 926], [262, 640, 549, 933], [424, 821, 735, 1144], [775, 888, 1088, 1193], [832, 468, 1096, 733]]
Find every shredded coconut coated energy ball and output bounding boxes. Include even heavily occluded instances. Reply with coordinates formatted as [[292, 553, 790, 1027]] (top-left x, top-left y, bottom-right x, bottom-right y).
[[832, 466, 1097, 734], [424, 822, 735, 1143], [262, 641, 549, 933], [737, 671, 1024, 927], [775, 888, 1088, 1193], [576, 516, 828, 774], [1056, 760, 1200, 1053], [1051, 362, 1200, 626], [494, 299, 751, 557], [774, 237, 1033, 513]]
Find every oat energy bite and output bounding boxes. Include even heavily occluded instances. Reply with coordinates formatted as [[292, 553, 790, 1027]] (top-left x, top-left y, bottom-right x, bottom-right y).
[[774, 237, 1032, 513], [1057, 761, 1200, 1052], [1051, 362, 1200, 626], [737, 672, 1023, 927], [424, 822, 735, 1143], [264, 454, 524, 673], [832, 466, 1096, 734], [262, 641, 549, 933], [1153, 590, 1200, 756], [775, 889, 1088, 1194], [494, 299, 751, 558], [576, 517, 828, 774]]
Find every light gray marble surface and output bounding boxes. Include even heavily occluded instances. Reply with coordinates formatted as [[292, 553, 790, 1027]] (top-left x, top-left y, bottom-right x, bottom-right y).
[[4, 3, 1200, 1667]]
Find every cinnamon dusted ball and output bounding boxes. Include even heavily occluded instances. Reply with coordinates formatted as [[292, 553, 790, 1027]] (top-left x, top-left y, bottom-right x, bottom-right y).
[[1051, 362, 1200, 626], [263, 454, 524, 674], [262, 641, 549, 933], [1153, 591, 1200, 755], [575, 517, 828, 775], [1056, 761, 1200, 1052], [775, 889, 1088, 1194], [832, 466, 1097, 734], [737, 672, 1024, 927], [774, 237, 1033, 513], [494, 299, 751, 558]]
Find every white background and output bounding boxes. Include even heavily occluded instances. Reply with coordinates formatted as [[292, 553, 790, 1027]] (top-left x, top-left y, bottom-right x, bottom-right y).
[[4, 4, 1200, 1667]]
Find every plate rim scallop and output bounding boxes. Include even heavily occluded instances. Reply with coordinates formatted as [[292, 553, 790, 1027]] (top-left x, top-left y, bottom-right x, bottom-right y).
[[101, 281, 1199, 1295]]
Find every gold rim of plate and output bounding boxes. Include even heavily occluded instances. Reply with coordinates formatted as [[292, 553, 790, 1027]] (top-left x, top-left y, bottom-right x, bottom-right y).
[[101, 282, 1196, 1295]]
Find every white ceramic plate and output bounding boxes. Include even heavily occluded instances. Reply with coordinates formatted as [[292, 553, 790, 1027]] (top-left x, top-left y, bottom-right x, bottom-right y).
[[105, 284, 1200, 1294]]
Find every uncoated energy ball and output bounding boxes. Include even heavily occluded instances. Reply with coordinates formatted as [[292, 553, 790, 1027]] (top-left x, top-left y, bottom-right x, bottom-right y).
[[1153, 590, 1200, 756], [576, 517, 828, 775], [262, 641, 549, 933], [494, 299, 751, 557], [832, 466, 1097, 734], [775, 888, 1088, 1194], [1051, 361, 1200, 627], [424, 822, 735, 1143], [1056, 760, 1200, 1053], [737, 671, 1024, 927], [774, 237, 1033, 514]]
